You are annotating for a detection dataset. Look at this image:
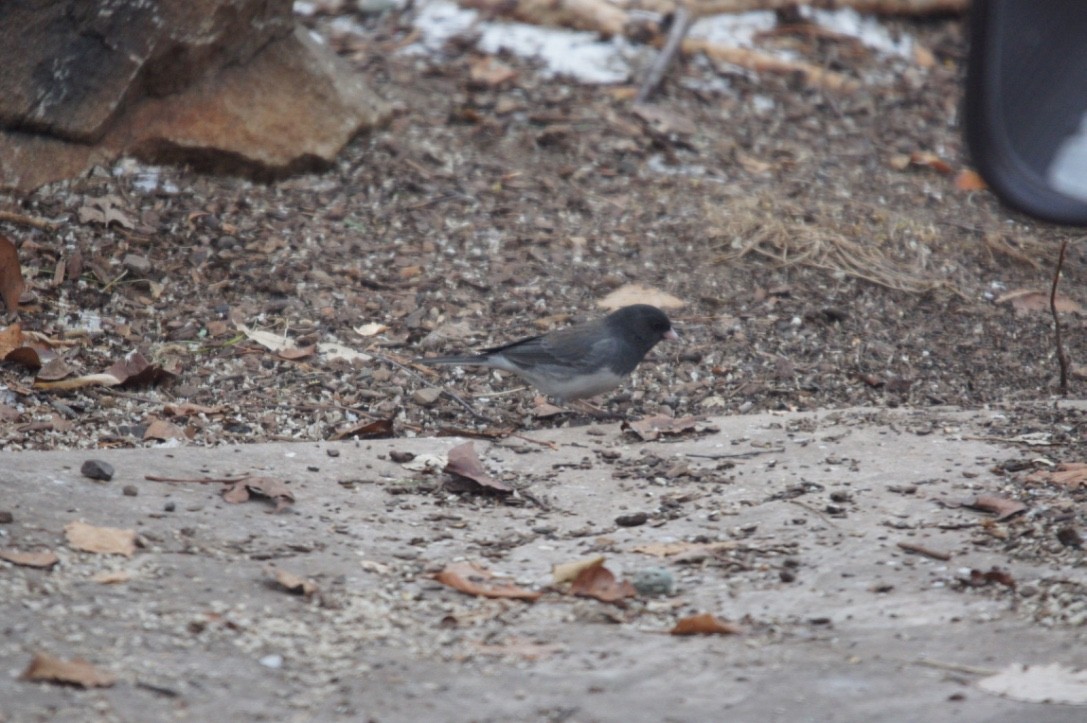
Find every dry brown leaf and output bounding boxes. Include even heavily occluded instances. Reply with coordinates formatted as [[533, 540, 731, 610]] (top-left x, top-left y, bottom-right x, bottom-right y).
[[272, 568, 318, 597], [569, 560, 636, 604], [1026, 462, 1087, 489], [21, 651, 116, 688], [92, 570, 132, 584], [434, 561, 541, 601], [469, 56, 518, 87], [278, 345, 316, 361], [671, 613, 744, 636], [622, 414, 699, 442], [909, 150, 953, 174], [552, 555, 606, 584], [354, 322, 388, 337], [0, 322, 23, 357], [996, 288, 1085, 316], [0, 235, 26, 312], [35, 356, 72, 381], [329, 417, 394, 441], [106, 351, 176, 388], [222, 476, 295, 512], [64, 521, 137, 557], [965, 567, 1016, 589], [444, 441, 512, 493], [0, 548, 59, 569], [954, 168, 987, 191], [77, 195, 135, 229], [598, 284, 685, 311], [34, 351, 175, 391], [143, 418, 188, 441], [162, 402, 225, 417], [964, 495, 1027, 520]]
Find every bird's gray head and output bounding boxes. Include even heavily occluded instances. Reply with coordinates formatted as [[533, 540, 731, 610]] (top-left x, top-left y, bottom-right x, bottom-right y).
[[606, 304, 678, 346]]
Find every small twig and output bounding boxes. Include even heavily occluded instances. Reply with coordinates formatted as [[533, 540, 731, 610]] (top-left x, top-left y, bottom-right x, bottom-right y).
[[635, 5, 695, 104], [685, 448, 784, 459], [896, 540, 952, 561], [913, 659, 998, 677], [0, 210, 60, 231], [1051, 239, 1071, 395]]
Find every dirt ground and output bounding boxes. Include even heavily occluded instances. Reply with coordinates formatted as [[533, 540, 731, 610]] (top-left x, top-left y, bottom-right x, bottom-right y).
[[2, 4, 1087, 721]]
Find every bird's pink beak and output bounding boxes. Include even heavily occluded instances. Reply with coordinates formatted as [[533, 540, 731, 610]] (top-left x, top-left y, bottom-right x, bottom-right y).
[[664, 328, 679, 341]]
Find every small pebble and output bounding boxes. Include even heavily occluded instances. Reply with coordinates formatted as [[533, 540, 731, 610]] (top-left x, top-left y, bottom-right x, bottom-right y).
[[326, 448, 340, 458], [615, 512, 648, 527], [259, 654, 283, 669], [81, 459, 115, 481], [412, 387, 443, 406], [631, 568, 675, 596], [0, 510, 13, 523], [389, 450, 416, 463], [122, 485, 138, 497], [164, 501, 176, 512]]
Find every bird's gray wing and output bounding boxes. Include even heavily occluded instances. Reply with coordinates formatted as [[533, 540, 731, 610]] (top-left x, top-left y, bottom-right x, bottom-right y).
[[491, 321, 621, 376]]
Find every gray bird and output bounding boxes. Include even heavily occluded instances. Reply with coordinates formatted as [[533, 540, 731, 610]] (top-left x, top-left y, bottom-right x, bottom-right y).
[[419, 304, 678, 401]]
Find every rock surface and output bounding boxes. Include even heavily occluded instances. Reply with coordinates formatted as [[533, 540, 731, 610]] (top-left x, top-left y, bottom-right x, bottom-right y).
[[0, 0, 390, 191]]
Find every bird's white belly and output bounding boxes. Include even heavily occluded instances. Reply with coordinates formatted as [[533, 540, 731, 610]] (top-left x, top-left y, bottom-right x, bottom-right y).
[[519, 367, 625, 401]]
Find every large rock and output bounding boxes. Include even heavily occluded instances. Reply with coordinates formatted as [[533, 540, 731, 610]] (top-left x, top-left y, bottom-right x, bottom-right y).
[[0, 0, 390, 191]]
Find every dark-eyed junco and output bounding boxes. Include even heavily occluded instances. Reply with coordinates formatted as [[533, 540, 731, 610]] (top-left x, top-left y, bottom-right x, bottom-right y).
[[419, 304, 678, 401]]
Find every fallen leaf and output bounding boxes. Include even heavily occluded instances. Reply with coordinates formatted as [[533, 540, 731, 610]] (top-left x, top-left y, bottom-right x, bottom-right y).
[[671, 613, 744, 636], [469, 56, 518, 87], [33, 351, 175, 391], [77, 195, 135, 229], [444, 441, 512, 493], [20, 652, 116, 688], [35, 356, 72, 381], [964, 566, 1016, 589], [91, 570, 132, 584], [954, 168, 987, 191], [144, 418, 188, 441], [162, 402, 225, 417], [0, 235, 25, 312], [569, 560, 636, 604], [532, 398, 567, 419], [434, 561, 541, 601], [65, 521, 136, 557], [1026, 462, 1087, 489], [317, 341, 372, 363], [978, 663, 1087, 705], [622, 414, 699, 442], [354, 322, 388, 337], [552, 555, 606, 584], [598, 284, 685, 311], [996, 288, 1084, 316], [271, 568, 318, 597], [0, 549, 59, 569], [909, 150, 953, 174], [329, 417, 394, 441], [278, 345, 316, 361], [964, 495, 1027, 520], [0, 322, 23, 356], [222, 476, 294, 512], [237, 324, 298, 353]]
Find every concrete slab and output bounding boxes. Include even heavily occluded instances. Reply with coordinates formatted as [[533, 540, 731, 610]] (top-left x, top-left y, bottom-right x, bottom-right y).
[[1, 407, 1084, 721]]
